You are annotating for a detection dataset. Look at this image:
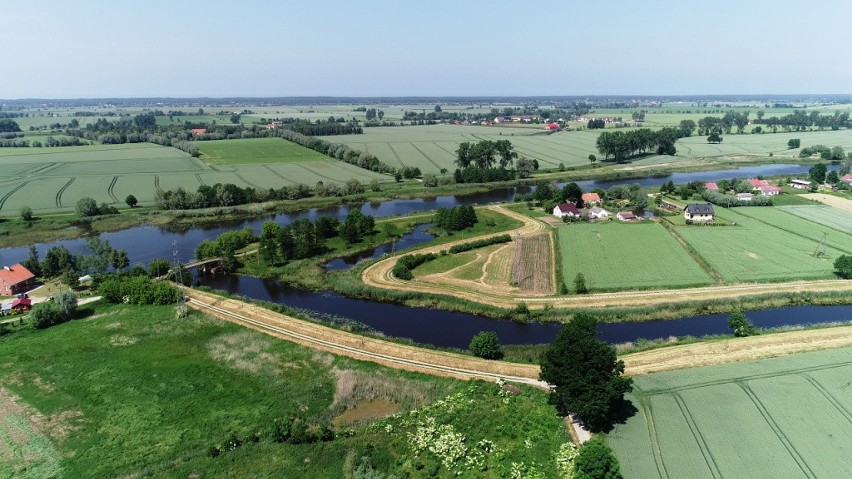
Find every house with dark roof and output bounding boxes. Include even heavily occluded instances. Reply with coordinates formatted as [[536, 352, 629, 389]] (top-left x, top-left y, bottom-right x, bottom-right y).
[[0, 264, 34, 296], [553, 203, 580, 218], [616, 211, 638, 221], [683, 203, 715, 223]]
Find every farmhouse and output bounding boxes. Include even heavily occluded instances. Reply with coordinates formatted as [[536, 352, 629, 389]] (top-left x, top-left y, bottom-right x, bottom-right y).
[[0, 264, 35, 296], [553, 203, 581, 218], [191, 128, 207, 135], [841, 174, 852, 185], [683, 203, 715, 222], [544, 123, 560, 131], [705, 182, 719, 191], [756, 185, 781, 195], [581, 192, 601, 205], [736, 192, 754, 201], [790, 179, 811, 189], [747, 178, 770, 189], [587, 207, 611, 220], [616, 211, 638, 221]]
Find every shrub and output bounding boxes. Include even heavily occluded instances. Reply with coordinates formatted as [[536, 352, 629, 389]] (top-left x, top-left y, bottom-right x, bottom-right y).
[[76, 197, 100, 217], [31, 302, 71, 329], [727, 310, 758, 337], [19, 206, 33, 221], [98, 276, 182, 305], [573, 437, 622, 479], [469, 331, 503, 359], [835, 255, 852, 279], [448, 234, 511, 254]]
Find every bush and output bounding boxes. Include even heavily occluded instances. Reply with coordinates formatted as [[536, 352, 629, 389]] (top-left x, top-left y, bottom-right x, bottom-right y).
[[573, 437, 622, 479], [76, 197, 100, 217], [727, 310, 758, 337], [835, 255, 852, 279], [98, 276, 182, 305], [392, 253, 438, 280], [469, 331, 503, 359], [448, 234, 511, 254], [20, 206, 33, 221], [31, 302, 71, 329]]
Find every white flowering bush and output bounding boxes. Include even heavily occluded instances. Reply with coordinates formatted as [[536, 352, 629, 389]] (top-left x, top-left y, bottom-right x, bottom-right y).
[[555, 442, 579, 478], [510, 461, 546, 479]]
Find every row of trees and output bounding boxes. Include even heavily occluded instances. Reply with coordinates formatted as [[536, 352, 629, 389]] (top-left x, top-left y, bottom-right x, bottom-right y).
[[595, 127, 680, 162], [0, 119, 21, 132], [277, 129, 396, 174], [23, 238, 131, 286], [257, 210, 376, 265], [433, 205, 477, 231]]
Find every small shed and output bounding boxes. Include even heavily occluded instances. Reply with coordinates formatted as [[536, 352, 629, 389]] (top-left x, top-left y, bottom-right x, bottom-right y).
[[11, 297, 31, 313], [617, 211, 638, 221], [736, 193, 754, 201]]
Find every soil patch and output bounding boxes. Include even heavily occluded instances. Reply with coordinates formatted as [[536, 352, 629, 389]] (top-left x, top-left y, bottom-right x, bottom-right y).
[[332, 399, 398, 425]]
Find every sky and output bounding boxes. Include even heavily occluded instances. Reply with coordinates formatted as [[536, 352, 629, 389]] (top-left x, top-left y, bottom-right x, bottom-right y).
[[3, 0, 852, 98]]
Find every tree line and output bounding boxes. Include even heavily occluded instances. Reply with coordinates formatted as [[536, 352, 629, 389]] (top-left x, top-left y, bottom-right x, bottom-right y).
[[453, 140, 520, 184], [595, 127, 680, 162]]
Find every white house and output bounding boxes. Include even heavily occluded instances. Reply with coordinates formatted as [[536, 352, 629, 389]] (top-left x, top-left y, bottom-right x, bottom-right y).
[[790, 179, 811, 189], [616, 211, 638, 221], [736, 193, 754, 201], [587, 207, 611, 220], [683, 203, 715, 222], [553, 203, 580, 218]]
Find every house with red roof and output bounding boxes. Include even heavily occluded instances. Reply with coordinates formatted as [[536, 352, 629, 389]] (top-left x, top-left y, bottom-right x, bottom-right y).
[[705, 182, 719, 191], [746, 178, 770, 188], [553, 203, 580, 218], [0, 264, 35, 296], [11, 297, 31, 313], [581, 192, 601, 205], [756, 185, 782, 195], [191, 128, 207, 135], [544, 123, 560, 131], [841, 174, 852, 185]]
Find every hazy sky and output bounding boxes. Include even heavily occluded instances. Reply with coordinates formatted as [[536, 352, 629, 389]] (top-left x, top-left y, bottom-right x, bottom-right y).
[[4, 0, 852, 98]]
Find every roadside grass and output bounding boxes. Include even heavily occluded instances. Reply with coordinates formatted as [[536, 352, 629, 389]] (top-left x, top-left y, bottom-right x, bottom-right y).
[[609, 346, 852, 478], [556, 222, 713, 291], [0, 302, 568, 478], [197, 137, 330, 165]]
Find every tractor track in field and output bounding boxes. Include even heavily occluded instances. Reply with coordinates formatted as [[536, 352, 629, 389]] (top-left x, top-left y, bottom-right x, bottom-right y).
[[409, 143, 443, 172], [294, 163, 339, 183], [386, 144, 407, 168], [195, 173, 206, 185], [55, 178, 75, 208], [107, 176, 119, 202], [803, 375, 852, 424], [154, 176, 162, 193], [0, 181, 30, 211], [262, 165, 290, 183], [235, 173, 260, 189], [673, 392, 722, 478]]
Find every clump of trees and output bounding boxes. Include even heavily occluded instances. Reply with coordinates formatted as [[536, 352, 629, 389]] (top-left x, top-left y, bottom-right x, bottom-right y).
[[595, 127, 680, 162], [835, 255, 852, 279], [453, 140, 518, 183], [468, 331, 503, 359], [572, 436, 623, 479], [727, 310, 759, 337], [540, 313, 633, 432], [391, 252, 438, 280], [434, 205, 477, 231], [800, 145, 845, 162], [31, 291, 78, 329], [98, 276, 182, 305], [76, 197, 118, 217]]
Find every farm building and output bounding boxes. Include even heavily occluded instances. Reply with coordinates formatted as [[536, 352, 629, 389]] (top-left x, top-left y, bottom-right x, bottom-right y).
[[191, 128, 207, 135], [705, 182, 719, 191], [581, 192, 601, 205], [683, 203, 715, 222], [756, 185, 781, 195], [544, 123, 560, 131], [587, 207, 611, 220], [11, 297, 31, 313], [0, 264, 35, 296], [841, 174, 852, 185], [747, 178, 770, 189], [616, 211, 638, 221], [790, 179, 811, 189], [736, 193, 754, 201], [553, 203, 581, 218]]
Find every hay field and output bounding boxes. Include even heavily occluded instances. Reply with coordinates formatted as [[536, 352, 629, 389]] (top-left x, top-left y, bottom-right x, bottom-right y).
[[556, 222, 713, 291], [197, 137, 330, 164], [610, 347, 852, 479]]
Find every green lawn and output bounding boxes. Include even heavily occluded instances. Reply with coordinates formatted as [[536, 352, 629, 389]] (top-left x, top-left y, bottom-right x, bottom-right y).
[[675, 207, 845, 282], [0, 302, 569, 478], [556, 222, 713, 291], [197, 137, 331, 165], [609, 347, 852, 479]]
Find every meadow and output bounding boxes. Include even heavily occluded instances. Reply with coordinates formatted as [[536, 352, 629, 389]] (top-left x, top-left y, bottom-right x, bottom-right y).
[[609, 346, 852, 479], [556, 222, 713, 291], [675, 207, 846, 282], [196, 137, 330, 164], [0, 302, 569, 478]]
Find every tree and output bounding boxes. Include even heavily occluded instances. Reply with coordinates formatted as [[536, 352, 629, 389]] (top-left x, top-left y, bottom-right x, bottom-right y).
[[835, 255, 852, 279], [422, 173, 438, 187], [23, 246, 42, 278], [707, 131, 723, 144], [678, 119, 696, 137], [574, 272, 588, 294], [55, 290, 78, 319], [787, 138, 801, 149], [588, 154, 597, 166], [229, 113, 241, 124], [469, 331, 503, 359], [809, 163, 827, 184], [516, 156, 535, 178], [148, 258, 171, 278], [20, 206, 33, 221], [827, 170, 840, 184], [110, 249, 130, 272], [727, 310, 758, 337], [125, 194, 138, 208], [539, 313, 633, 432], [434, 104, 442, 113], [369, 178, 381, 192], [42, 246, 76, 278], [31, 302, 69, 329], [76, 197, 100, 217], [573, 437, 622, 479]]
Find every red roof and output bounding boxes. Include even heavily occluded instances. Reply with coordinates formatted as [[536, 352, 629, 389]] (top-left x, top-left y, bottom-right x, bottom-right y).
[[582, 192, 601, 203], [191, 128, 207, 135], [842, 174, 852, 184], [11, 297, 31, 308], [0, 264, 34, 288], [758, 185, 782, 193], [747, 178, 769, 188], [705, 182, 719, 191], [545, 123, 560, 130], [556, 203, 579, 214]]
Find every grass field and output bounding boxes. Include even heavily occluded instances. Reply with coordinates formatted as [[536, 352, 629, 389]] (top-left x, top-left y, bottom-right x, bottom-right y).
[[197, 137, 330, 164], [609, 346, 852, 479], [513, 233, 555, 294], [328, 124, 852, 174], [557, 222, 713, 291], [0, 302, 568, 478], [0, 141, 388, 214], [675, 207, 846, 282], [779, 205, 852, 235]]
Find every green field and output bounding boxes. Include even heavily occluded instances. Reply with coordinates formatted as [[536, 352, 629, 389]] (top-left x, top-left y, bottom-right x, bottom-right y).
[[557, 222, 713, 291], [609, 347, 852, 478], [675, 207, 846, 282], [0, 140, 389, 214], [0, 302, 568, 478], [197, 137, 330, 164], [328, 124, 852, 174], [779, 205, 852, 235]]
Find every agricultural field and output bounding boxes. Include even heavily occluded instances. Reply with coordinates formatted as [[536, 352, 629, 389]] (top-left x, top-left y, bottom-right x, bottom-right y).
[[557, 222, 713, 291], [511, 233, 555, 294], [675, 207, 847, 282], [733, 206, 852, 253], [609, 346, 852, 479], [0, 140, 389, 215], [412, 243, 518, 295], [329, 123, 852, 174], [0, 302, 568, 478], [780, 204, 852, 234]]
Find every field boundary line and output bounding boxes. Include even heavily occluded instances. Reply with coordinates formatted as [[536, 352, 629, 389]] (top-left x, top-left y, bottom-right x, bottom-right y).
[[386, 144, 407, 168], [0, 181, 30, 211], [262, 165, 291, 184], [409, 143, 443, 172], [235, 173, 260, 189], [658, 219, 723, 283], [293, 163, 339, 183], [637, 395, 671, 479], [737, 382, 816, 478], [431, 141, 457, 158], [802, 374, 852, 425], [55, 178, 75, 208], [672, 393, 722, 478], [195, 173, 205, 186], [107, 176, 119, 203]]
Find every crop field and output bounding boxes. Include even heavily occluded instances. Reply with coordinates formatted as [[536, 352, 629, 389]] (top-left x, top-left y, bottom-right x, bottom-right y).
[[732, 206, 852, 253], [197, 137, 330, 164], [411, 242, 519, 295], [511, 233, 555, 294], [0, 141, 388, 214], [675, 207, 846, 282], [609, 347, 852, 479], [779, 205, 852, 235], [556, 222, 713, 291]]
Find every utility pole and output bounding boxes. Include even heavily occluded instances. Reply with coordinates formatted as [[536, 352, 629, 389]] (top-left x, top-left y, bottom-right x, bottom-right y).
[[813, 232, 828, 257]]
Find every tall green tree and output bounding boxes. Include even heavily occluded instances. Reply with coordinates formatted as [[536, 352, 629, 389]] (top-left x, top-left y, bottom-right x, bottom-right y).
[[539, 313, 633, 432], [23, 246, 42, 277], [573, 437, 622, 479], [469, 331, 503, 359], [809, 163, 827, 184]]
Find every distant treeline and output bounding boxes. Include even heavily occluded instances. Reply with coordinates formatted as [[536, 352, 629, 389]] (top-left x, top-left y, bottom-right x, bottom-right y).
[[277, 129, 396, 174]]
